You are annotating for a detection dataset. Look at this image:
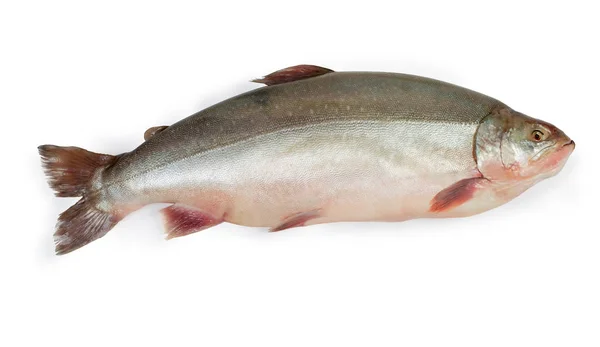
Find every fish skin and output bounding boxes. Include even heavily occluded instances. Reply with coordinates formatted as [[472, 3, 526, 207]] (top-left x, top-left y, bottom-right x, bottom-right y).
[[39, 67, 574, 254], [108, 72, 503, 182], [101, 72, 503, 209]]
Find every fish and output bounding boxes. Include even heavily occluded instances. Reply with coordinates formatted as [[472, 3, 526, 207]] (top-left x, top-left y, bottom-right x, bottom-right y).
[[38, 65, 575, 255]]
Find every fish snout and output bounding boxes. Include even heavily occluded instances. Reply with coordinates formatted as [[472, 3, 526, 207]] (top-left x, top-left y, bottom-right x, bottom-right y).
[[563, 139, 575, 149]]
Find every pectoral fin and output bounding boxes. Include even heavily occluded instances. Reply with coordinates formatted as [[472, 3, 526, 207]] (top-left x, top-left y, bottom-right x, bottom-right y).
[[429, 177, 488, 213], [252, 65, 333, 86]]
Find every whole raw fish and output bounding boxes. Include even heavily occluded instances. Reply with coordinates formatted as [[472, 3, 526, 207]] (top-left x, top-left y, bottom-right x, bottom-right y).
[[39, 65, 575, 254]]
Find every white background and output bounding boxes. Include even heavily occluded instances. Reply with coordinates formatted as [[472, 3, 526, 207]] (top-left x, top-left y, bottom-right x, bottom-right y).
[[1, 1, 598, 346]]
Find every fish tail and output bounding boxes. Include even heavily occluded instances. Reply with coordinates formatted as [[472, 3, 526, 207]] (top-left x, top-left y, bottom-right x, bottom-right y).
[[38, 145, 117, 197], [38, 145, 122, 255], [52, 197, 122, 255]]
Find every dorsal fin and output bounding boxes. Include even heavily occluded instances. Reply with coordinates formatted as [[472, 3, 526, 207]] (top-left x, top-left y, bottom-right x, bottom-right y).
[[144, 126, 168, 141], [252, 65, 333, 86]]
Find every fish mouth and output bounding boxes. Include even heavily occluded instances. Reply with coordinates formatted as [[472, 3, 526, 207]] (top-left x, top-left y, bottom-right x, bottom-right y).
[[562, 140, 575, 149], [539, 139, 575, 173], [532, 140, 574, 162]]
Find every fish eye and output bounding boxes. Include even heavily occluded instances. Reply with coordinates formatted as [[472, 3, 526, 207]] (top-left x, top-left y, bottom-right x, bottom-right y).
[[531, 130, 546, 142]]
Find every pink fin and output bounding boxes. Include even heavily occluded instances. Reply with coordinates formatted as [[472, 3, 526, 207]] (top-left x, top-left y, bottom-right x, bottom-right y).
[[429, 178, 487, 213], [144, 126, 168, 141], [252, 65, 333, 86], [270, 209, 322, 232], [161, 204, 222, 239]]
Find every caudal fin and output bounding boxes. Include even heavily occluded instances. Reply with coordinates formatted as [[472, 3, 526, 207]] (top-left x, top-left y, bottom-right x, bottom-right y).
[[38, 145, 115, 197], [39, 145, 121, 254], [53, 197, 122, 254]]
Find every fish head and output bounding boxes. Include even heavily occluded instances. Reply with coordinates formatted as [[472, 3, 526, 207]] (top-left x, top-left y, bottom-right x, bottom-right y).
[[475, 107, 575, 182]]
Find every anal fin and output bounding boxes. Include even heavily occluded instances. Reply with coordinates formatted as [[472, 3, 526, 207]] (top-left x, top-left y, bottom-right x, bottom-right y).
[[161, 204, 222, 239], [429, 177, 487, 213], [270, 209, 322, 232]]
